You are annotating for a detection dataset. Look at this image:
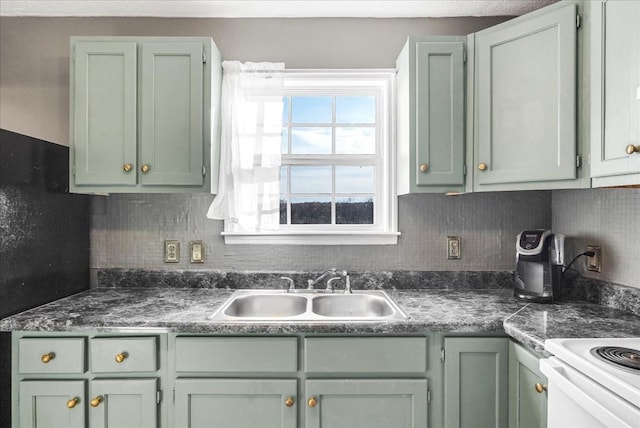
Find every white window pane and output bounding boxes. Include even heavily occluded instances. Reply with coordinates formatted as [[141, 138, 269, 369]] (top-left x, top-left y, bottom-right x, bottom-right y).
[[335, 166, 374, 193], [336, 96, 375, 124], [291, 197, 331, 224], [291, 166, 332, 194], [291, 127, 332, 154], [292, 96, 332, 123], [335, 127, 376, 154], [281, 128, 289, 154], [336, 197, 374, 224]]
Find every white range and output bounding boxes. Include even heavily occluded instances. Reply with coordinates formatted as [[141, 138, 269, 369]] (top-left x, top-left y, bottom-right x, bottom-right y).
[[540, 337, 640, 428]]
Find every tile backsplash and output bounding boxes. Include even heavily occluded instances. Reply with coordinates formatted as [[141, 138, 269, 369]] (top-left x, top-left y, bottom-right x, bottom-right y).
[[90, 191, 552, 274]]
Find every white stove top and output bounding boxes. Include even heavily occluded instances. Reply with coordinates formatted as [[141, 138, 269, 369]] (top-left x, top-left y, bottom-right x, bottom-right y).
[[545, 338, 640, 408]]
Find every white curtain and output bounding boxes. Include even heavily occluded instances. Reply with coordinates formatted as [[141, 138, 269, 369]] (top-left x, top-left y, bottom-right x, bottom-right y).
[[207, 61, 285, 231]]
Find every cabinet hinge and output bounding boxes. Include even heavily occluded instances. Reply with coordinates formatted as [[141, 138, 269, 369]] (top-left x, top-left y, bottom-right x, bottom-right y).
[[427, 389, 431, 404], [173, 388, 176, 403], [202, 51, 207, 64], [576, 14, 581, 29], [156, 390, 162, 404], [463, 164, 467, 176], [576, 154, 582, 168], [440, 347, 445, 362], [462, 48, 466, 63], [202, 164, 207, 176]]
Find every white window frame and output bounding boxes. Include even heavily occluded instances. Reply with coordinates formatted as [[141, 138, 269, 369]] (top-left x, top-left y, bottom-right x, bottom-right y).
[[222, 69, 399, 245]]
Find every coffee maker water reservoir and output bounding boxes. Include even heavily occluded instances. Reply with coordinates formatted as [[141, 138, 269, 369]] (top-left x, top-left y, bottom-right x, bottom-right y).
[[514, 229, 565, 303]]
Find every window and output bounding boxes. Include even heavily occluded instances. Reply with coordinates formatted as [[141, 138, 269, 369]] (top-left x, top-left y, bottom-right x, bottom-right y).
[[223, 71, 398, 245]]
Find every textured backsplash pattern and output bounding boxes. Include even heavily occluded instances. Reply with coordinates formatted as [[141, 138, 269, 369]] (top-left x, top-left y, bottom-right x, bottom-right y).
[[552, 188, 640, 288], [90, 191, 551, 274]]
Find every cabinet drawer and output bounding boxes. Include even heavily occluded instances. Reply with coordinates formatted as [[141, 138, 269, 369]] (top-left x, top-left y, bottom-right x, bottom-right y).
[[90, 337, 157, 373], [304, 337, 427, 374], [19, 337, 86, 374], [175, 337, 298, 373]]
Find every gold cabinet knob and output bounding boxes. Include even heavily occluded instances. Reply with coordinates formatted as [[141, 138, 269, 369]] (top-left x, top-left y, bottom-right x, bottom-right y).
[[626, 144, 640, 155], [419, 164, 429, 173], [115, 352, 128, 363], [284, 397, 295, 407], [66, 397, 79, 409], [90, 396, 103, 407], [307, 397, 317, 408], [535, 383, 547, 393], [140, 164, 150, 173], [478, 163, 488, 171], [41, 352, 55, 364], [123, 163, 133, 172]]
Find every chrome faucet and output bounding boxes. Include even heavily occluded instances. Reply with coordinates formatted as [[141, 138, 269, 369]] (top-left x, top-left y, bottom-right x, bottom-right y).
[[280, 276, 295, 292], [307, 268, 338, 290]]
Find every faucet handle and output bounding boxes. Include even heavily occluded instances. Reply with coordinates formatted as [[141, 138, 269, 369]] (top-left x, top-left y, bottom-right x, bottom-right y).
[[281, 277, 295, 292]]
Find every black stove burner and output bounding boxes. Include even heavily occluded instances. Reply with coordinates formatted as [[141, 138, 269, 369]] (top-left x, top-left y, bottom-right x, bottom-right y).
[[591, 346, 640, 372]]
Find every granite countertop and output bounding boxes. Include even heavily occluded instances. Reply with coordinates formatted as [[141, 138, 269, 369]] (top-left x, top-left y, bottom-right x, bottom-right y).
[[1, 287, 639, 355]]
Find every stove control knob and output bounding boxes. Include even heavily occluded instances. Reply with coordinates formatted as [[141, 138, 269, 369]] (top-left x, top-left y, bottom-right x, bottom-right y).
[[535, 383, 547, 393]]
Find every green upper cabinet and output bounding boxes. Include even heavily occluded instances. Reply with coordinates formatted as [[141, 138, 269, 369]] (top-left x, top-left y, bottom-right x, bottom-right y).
[[473, 3, 582, 191], [589, 0, 640, 187], [508, 341, 547, 428], [443, 336, 509, 428], [70, 37, 222, 194], [396, 37, 466, 194]]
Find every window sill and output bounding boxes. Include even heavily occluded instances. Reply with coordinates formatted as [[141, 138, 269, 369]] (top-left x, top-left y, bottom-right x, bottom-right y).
[[221, 231, 400, 245]]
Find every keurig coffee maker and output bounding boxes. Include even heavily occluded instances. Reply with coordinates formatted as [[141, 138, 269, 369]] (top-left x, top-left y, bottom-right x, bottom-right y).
[[514, 229, 565, 303]]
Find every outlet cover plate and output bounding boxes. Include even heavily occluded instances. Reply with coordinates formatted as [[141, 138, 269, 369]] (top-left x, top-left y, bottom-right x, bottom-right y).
[[447, 236, 461, 260], [586, 245, 601, 272], [190, 240, 205, 263], [164, 240, 180, 263]]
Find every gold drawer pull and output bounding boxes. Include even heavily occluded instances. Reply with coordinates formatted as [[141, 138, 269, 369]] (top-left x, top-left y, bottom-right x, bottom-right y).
[[478, 163, 488, 171], [115, 352, 128, 363], [419, 164, 429, 173], [123, 163, 133, 172], [66, 397, 79, 409], [307, 397, 317, 408], [41, 352, 55, 364], [535, 383, 547, 393], [626, 144, 640, 155], [90, 396, 103, 407], [284, 397, 294, 407], [140, 164, 150, 173]]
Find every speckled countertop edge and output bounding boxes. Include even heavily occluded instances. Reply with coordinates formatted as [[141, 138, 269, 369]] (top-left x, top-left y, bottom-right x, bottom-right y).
[[1, 288, 639, 356]]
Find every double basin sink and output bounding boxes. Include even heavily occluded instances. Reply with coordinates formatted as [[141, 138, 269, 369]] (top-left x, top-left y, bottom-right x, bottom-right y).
[[210, 289, 408, 322]]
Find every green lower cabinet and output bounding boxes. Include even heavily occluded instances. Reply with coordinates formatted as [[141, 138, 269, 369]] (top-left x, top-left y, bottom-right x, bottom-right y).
[[443, 337, 509, 428], [304, 379, 428, 428], [173, 378, 297, 428], [19, 380, 86, 428], [508, 342, 547, 428], [89, 378, 158, 428]]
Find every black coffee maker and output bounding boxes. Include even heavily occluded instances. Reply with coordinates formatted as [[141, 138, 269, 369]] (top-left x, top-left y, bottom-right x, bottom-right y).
[[514, 229, 565, 303]]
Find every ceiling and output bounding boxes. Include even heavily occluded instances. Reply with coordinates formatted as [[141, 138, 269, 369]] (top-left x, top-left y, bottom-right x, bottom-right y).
[[0, 0, 559, 18]]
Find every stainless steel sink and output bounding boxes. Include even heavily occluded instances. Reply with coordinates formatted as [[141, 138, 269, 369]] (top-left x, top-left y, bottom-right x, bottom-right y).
[[209, 289, 408, 322]]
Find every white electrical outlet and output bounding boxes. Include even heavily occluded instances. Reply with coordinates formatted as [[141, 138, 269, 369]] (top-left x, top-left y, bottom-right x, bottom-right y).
[[586, 245, 602, 272], [190, 241, 205, 263], [447, 236, 461, 260], [164, 240, 179, 263]]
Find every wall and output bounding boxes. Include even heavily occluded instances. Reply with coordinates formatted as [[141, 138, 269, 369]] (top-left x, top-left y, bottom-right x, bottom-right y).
[[0, 15, 510, 147], [0, 129, 90, 427], [552, 188, 640, 288]]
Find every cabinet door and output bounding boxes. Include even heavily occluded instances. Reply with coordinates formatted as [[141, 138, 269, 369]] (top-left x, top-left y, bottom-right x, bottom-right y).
[[305, 379, 428, 428], [140, 42, 205, 186], [444, 337, 509, 428], [174, 378, 297, 428], [508, 342, 547, 428], [590, 0, 640, 182], [73, 41, 138, 186], [415, 41, 465, 188], [89, 378, 158, 428], [475, 4, 577, 186], [19, 380, 85, 428]]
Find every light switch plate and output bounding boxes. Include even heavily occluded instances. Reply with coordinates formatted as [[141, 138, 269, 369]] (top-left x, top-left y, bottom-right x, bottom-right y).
[[164, 240, 179, 263], [447, 236, 461, 260], [190, 240, 205, 263]]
